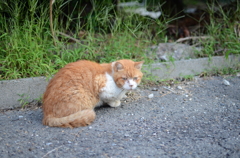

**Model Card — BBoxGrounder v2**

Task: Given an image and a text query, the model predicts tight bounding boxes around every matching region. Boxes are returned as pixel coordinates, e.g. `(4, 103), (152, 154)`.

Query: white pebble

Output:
(223, 79), (230, 86)
(148, 94), (154, 99)
(177, 86), (183, 90)
(124, 134), (130, 137)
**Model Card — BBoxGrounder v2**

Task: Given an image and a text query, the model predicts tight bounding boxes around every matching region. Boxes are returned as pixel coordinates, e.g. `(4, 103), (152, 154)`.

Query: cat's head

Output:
(112, 59), (144, 90)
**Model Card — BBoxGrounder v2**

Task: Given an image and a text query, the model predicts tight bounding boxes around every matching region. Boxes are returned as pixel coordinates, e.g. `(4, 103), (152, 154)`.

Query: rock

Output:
(177, 86), (183, 90)
(147, 43), (200, 61)
(46, 143), (52, 146)
(152, 88), (158, 91)
(148, 94), (154, 99)
(124, 134), (130, 137)
(223, 79), (230, 86)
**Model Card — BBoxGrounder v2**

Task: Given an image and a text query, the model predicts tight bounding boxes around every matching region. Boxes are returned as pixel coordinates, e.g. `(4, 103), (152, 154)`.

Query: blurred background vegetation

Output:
(0, 0), (239, 80)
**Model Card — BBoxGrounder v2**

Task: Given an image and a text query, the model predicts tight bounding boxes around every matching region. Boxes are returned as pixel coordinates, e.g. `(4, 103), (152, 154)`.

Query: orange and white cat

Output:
(42, 59), (144, 128)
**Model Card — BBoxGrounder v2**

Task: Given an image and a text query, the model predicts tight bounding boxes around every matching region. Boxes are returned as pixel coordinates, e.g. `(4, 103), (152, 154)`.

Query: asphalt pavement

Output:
(0, 76), (239, 158)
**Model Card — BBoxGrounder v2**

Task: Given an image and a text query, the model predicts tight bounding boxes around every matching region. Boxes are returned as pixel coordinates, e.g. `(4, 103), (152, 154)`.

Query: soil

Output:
(0, 76), (239, 158)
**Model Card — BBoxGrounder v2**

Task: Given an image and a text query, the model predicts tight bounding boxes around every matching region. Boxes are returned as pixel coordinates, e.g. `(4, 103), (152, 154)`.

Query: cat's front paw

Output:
(108, 100), (121, 107)
(122, 94), (127, 98)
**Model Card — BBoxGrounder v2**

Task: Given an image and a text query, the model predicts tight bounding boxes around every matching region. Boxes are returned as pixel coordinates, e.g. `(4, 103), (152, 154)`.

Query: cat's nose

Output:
(129, 85), (133, 87)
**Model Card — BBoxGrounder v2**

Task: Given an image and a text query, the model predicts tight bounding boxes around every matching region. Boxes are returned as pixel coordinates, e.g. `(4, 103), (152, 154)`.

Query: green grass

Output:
(17, 93), (30, 108)
(0, 0), (166, 80)
(0, 0), (239, 80)
(199, 1), (240, 58)
(200, 65), (240, 77)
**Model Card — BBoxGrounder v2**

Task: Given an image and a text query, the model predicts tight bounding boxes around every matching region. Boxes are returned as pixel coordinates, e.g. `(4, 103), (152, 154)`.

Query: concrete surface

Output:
(0, 77), (49, 109)
(146, 55), (240, 79)
(0, 55), (239, 109)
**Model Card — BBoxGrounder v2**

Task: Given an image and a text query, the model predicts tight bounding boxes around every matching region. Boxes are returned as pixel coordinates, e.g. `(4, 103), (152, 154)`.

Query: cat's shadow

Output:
(94, 103), (126, 116)
(94, 103), (112, 112)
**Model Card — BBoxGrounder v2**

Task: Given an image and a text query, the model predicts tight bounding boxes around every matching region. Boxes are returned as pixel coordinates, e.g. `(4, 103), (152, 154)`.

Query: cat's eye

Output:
(122, 77), (127, 80)
(133, 77), (138, 80)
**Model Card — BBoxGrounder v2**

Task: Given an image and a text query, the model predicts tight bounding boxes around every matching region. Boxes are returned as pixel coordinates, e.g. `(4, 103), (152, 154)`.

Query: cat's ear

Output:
(134, 61), (144, 70)
(115, 62), (124, 71)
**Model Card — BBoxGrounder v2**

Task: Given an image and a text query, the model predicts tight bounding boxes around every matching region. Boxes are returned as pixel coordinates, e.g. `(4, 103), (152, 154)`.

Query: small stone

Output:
(152, 88), (158, 91)
(19, 116), (23, 119)
(223, 79), (230, 86)
(46, 143), (52, 146)
(148, 94), (154, 99)
(124, 134), (130, 137)
(177, 86), (183, 90)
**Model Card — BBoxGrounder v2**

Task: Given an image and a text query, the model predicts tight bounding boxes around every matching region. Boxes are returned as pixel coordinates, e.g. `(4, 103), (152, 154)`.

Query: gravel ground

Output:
(0, 76), (239, 158)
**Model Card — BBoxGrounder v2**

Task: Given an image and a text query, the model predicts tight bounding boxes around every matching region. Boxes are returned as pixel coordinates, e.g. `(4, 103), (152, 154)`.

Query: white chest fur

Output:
(99, 73), (127, 105)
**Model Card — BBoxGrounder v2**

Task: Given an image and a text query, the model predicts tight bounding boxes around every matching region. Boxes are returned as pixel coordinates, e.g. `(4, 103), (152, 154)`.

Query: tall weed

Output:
(0, 0), (173, 80)
(201, 1), (240, 57)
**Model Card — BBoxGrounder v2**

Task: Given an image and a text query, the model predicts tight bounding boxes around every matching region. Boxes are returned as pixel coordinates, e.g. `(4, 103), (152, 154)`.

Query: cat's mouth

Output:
(125, 87), (136, 90)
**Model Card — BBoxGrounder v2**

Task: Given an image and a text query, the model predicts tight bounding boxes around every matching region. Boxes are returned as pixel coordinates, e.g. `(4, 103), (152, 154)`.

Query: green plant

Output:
(0, 0), (60, 79)
(35, 95), (43, 103)
(180, 74), (194, 81)
(200, 1), (240, 58)
(141, 65), (161, 85)
(200, 65), (240, 77)
(18, 93), (30, 108)
(1, 0), (170, 80)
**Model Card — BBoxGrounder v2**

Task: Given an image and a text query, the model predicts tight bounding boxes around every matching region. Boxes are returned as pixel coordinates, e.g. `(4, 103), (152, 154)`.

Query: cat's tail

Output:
(42, 109), (96, 128)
